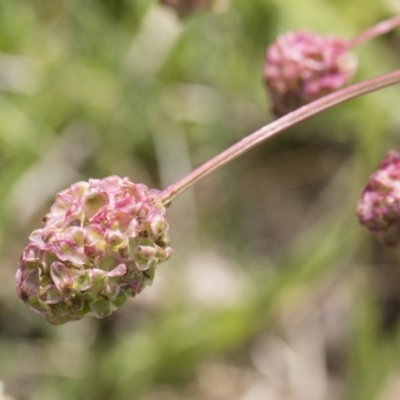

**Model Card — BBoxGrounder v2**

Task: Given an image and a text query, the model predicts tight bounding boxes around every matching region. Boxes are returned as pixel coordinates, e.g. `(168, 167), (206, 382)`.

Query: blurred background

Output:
(1, 0), (400, 399)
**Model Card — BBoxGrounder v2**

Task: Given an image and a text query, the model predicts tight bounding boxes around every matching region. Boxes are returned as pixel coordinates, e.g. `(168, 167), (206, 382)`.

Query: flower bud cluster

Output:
(356, 150), (400, 247)
(16, 176), (172, 325)
(264, 31), (357, 116)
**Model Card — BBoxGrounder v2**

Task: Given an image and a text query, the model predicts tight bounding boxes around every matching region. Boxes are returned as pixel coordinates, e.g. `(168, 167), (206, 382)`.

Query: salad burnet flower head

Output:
(16, 176), (172, 325)
(160, 0), (213, 17)
(264, 31), (357, 117)
(356, 150), (400, 247)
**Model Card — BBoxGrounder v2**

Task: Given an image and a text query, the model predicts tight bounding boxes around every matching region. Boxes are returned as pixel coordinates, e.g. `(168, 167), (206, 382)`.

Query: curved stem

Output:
(349, 14), (400, 47)
(160, 69), (400, 205)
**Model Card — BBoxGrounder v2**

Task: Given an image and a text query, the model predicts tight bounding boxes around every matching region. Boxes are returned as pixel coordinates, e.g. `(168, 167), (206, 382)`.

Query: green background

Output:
(1, 1), (400, 399)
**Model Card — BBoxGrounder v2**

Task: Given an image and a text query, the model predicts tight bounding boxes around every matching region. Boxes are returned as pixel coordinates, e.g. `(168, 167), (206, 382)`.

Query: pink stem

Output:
(160, 69), (400, 205)
(349, 14), (400, 47)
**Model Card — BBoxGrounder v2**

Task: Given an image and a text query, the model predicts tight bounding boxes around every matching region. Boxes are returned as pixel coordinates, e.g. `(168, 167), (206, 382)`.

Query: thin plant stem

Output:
(349, 14), (400, 47)
(160, 69), (400, 205)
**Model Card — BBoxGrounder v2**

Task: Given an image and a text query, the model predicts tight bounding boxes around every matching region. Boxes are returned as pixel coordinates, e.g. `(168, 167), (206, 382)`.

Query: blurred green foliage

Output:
(1, 1), (400, 399)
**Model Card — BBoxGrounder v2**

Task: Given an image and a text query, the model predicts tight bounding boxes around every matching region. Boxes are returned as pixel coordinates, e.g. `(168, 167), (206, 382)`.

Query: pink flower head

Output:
(356, 150), (400, 247)
(16, 176), (173, 325)
(264, 31), (357, 117)
(160, 0), (213, 17)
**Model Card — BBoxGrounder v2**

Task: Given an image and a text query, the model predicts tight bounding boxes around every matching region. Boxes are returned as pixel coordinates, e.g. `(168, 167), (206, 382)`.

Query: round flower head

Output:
(160, 0), (215, 17)
(356, 150), (400, 247)
(264, 31), (357, 117)
(16, 176), (173, 325)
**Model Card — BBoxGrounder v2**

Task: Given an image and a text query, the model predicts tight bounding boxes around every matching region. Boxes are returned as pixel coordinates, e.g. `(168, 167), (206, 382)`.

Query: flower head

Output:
(16, 176), (172, 325)
(264, 31), (357, 117)
(356, 150), (400, 247)
(159, 0), (217, 17)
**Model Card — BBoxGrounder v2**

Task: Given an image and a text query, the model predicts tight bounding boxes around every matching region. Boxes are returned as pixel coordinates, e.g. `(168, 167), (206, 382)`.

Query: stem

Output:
(160, 69), (400, 205)
(349, 14), (400, 47)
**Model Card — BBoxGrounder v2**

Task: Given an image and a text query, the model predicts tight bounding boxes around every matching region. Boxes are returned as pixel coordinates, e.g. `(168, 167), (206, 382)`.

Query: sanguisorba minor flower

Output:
(16, 176), (173, 325)
(356, 150), (400, 247)
(160, 0), (215, 17)
(264, 31), (357, 117)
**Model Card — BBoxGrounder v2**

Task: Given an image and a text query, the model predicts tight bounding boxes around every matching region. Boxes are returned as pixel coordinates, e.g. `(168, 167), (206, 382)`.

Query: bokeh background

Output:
(1, 1), (400, 399)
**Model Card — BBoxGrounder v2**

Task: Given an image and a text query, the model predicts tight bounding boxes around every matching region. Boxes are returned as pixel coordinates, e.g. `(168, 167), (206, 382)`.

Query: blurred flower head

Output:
(159, 0), (223, 17)
(264, 31), (357, 117)
(16, 176), (173, 325)
(356, 150), (400, 247)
